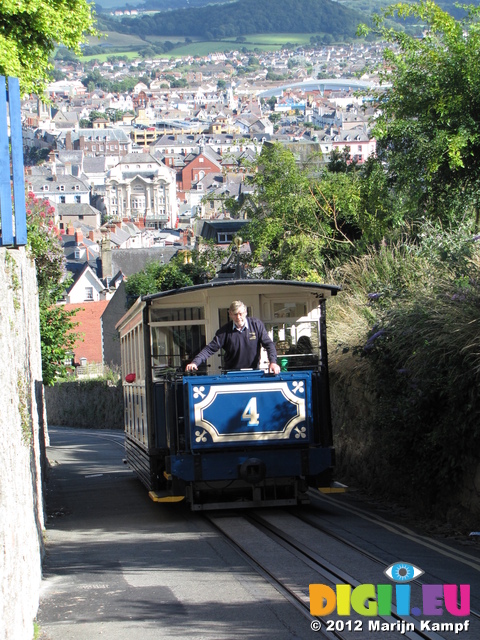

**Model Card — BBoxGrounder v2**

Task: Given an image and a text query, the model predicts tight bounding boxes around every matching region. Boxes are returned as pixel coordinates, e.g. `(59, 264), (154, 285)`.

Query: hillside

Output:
(95, 0), (230, 11)
(102, 0), (365, 40)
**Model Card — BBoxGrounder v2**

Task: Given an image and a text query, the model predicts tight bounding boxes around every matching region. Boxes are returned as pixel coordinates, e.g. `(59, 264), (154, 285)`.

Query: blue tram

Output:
(116, 278), (340, 510)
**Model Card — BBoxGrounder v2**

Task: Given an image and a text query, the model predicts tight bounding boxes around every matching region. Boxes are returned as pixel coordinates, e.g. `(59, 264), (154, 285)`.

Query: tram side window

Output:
(121, 324), (144, 381)
(150, 307), (204, 323)
(151, 324), (206, 377)
(266, 321), (320, 370)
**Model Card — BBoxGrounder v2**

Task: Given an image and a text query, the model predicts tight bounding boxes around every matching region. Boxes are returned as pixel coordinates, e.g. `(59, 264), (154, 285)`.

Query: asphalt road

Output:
(37, 427), (310, 640)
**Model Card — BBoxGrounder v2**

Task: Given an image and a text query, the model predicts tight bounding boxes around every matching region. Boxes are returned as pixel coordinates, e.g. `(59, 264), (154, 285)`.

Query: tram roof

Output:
(142, 278), (341, 303)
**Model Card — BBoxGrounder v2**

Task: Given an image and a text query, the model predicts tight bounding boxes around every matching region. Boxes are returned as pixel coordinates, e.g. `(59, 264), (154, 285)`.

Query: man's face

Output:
(229, 307), (247, 328)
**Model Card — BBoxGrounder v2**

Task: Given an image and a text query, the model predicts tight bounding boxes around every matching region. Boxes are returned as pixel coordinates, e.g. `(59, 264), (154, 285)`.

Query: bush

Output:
(327, 224), (480, 512)
(25, 191), (79, 385)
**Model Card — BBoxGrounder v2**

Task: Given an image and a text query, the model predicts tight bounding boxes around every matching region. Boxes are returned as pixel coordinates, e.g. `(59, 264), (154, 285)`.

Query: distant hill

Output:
(95, 0), (231, 11)
(103, 0), (366, 40)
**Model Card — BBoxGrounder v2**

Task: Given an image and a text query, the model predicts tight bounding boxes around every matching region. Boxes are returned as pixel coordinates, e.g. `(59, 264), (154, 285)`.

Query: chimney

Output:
(67, 225), (75, 235)
(75, 229), (83, 245)
(101, 234), (112, 279)
(66, 131), (72, 150)
(88, 230), (95, 241)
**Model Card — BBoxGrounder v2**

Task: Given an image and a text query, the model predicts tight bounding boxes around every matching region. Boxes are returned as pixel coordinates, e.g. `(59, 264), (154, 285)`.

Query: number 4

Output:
(242, 397), (260, 426)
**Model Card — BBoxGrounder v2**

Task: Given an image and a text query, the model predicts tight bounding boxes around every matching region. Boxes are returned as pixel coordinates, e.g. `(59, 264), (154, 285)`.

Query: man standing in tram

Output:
(185, 300), (281, 374)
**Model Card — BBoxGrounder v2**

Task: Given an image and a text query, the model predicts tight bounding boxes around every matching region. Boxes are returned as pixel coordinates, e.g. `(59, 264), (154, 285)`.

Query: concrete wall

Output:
(45, 379), (124, 429)
(0, 247), (47, 640)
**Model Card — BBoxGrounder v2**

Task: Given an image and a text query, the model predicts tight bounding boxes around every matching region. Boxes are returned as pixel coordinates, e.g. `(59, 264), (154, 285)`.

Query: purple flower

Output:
(368, 292), (381, 300)
(364, 329), (386, 350)
(367, 329), (385, 343)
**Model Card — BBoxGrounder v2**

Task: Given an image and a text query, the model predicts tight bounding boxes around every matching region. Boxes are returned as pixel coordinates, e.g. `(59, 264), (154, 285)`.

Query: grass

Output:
(326, 227), (480, 513)
(81, 50), (142, 62)
(81, 30), (331, 61)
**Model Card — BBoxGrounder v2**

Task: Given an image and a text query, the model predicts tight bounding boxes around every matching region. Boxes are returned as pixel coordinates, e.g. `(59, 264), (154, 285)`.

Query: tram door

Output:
(206, 293), (260, 374)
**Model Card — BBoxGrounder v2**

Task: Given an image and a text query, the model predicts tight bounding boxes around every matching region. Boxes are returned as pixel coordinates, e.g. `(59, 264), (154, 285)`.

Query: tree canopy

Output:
(0, 0), (96, 95)
(359, 0), (480, 229)
(109, 0), (363, 41)
(239, 143), (398, 280)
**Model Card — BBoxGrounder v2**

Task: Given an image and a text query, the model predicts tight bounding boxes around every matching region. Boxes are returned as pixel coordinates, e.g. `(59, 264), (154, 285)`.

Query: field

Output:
(81, 31), (326, 61)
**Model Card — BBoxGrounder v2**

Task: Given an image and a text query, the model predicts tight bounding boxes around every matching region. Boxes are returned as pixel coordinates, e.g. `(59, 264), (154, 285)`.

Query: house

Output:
(198, 219), (249, 245)
(61, 226), (101, 278)
(101, 281), (127, 367)
(27, 171), (90, 206)
(332, 127), (376, 164)
(104, 153), (178, 229)
(179, 149), (223, 191)
(51, 109), (78, 130)
(56, 203), (102, 232)
(63, 263), (106, 304)
(63, 299), (110, 366)
(61, 128), (132, 159)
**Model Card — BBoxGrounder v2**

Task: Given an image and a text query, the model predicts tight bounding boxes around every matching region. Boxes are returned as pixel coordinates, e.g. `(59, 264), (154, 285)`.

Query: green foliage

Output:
(25, 192), (79, 385)
(81, 70), (138, 93)
(359, 0), (480, 228)
(124, 246), (228, 306)
(0, 0), (96, 95)
(240, 143), (402, 279)
(240, 143), (328, 279)
(112, 0), (364, 42)
(327, 225), (480, 507)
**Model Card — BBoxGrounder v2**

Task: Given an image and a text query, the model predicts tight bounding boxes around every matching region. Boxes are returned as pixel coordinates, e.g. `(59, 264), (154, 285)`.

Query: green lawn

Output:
(80, 31), (326, 61)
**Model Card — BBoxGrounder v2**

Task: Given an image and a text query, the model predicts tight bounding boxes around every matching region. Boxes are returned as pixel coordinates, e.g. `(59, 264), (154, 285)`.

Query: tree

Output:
(267, 96), (277, 111)
(25, 192), (79, 384)
(240, 143), (400, 279)
(0, 0), (96, 95)
(240, 143), (333, 280)
(125, 247), (228, 307)
(268, 112), (281, 130)
(359, 1), (480, 230)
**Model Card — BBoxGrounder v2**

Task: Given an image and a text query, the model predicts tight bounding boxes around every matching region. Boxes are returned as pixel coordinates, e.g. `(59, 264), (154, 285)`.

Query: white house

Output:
(64, 263), (107, 304)
(105, 153), (179, 229)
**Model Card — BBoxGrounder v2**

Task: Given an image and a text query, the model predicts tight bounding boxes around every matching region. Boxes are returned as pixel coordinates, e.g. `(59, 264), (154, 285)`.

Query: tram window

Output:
(151, 324), (206, 376)
(150, 307), (204, 323)
(273, 302), (307, 318)
(266, 321), (320, 370)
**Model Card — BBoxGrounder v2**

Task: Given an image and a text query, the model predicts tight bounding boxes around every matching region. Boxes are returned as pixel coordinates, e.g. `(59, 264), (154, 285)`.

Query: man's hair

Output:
(229, 300), (247, 314)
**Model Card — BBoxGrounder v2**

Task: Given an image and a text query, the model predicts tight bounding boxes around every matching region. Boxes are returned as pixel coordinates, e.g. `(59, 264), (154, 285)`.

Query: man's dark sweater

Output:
(191, 317), (278, 370)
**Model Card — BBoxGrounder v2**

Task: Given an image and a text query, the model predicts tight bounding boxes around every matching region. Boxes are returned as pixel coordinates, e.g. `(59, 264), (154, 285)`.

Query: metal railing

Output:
(0, 76), (27, 247)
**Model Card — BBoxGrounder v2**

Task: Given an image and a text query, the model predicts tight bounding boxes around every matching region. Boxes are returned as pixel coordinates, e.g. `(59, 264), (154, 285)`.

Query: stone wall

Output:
(45, 379), (124, 429)
(0, 247), (47, 640)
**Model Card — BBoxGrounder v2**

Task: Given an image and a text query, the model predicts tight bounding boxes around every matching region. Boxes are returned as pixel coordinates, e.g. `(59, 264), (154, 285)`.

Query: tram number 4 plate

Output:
(188, 379), (312, 447)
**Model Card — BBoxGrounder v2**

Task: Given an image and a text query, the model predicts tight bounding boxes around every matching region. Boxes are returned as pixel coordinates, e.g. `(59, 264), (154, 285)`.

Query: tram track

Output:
(310, 491), (480, 574)
(292, 501), (480, 626)
(205, 510), (453, 640)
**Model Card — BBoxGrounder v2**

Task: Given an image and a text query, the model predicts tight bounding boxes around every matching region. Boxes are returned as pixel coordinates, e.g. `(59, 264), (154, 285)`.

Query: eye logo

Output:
(310, 561), (470, 619)
(384, 562), (424, 583)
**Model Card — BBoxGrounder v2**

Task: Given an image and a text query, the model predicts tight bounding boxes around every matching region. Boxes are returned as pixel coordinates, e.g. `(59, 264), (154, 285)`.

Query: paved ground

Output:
(37, 427), (311, 640)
